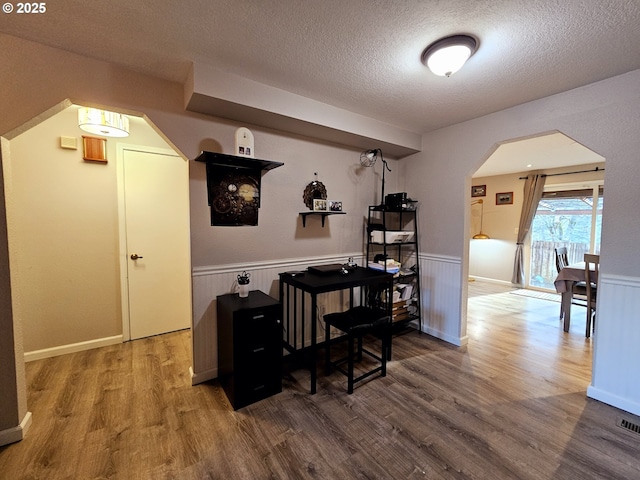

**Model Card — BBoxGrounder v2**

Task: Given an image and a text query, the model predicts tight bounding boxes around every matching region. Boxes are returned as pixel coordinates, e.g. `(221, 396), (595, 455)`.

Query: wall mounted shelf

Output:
(194, 151), (284, 171)
(195, 151), (283, 226)
(299, 211), (346, 227)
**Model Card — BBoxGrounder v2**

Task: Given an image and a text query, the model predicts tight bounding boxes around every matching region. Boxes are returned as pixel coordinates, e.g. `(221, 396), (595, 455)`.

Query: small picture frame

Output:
(328, 200), (343, 212)
(471, 185), (486, 197)
(313, 199), (328, 211)
(496, 192), (513, 205)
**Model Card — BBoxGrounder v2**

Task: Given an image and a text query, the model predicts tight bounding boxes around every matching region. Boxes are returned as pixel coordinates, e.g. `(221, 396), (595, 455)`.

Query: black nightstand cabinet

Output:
(217, 291), (282, 410)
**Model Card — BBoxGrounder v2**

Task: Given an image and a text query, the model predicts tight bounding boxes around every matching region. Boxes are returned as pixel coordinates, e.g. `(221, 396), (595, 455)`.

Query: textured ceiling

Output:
(2, 0), (640, 135)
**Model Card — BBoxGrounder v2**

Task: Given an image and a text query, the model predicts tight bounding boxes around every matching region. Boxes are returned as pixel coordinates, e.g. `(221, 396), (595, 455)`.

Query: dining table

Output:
(553, 261), (598, 332)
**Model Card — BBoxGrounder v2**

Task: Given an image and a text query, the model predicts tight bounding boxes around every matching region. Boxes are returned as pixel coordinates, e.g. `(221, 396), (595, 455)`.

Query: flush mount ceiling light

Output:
(78, 107), (130, 137)
(421, 35), (478, 77)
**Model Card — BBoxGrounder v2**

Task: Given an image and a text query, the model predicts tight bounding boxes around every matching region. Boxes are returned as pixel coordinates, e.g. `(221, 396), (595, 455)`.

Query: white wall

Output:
(469, 172), (521, 283)
(469, 164), (605, 284)
(5, 108), (173, 353)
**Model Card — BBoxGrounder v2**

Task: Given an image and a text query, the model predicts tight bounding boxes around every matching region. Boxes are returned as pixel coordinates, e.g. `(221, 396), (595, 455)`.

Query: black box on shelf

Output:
(385, 192), (407, 209)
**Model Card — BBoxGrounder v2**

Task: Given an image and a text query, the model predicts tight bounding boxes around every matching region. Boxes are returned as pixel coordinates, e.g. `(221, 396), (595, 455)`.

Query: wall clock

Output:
(195, 151), (283, 227)
(207, 165), (261, 226)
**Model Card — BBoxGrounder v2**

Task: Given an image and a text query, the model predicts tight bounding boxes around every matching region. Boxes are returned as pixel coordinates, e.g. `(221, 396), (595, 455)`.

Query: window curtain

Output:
(512, 173), (546, 285)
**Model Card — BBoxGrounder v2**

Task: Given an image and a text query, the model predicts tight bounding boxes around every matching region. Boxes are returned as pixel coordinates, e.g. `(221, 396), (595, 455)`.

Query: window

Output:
(528, 183), (603, 289)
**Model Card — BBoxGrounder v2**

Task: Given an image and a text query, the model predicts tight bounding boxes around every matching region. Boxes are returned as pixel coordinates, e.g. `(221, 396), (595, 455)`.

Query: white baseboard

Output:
(0, 411), (32, 446)
(190, 366), (217, 386)
(587, 385), (640, 418)
(468, 276), (514, 286)
(422, 326), (468, 347)
(24, 335), (123, 362)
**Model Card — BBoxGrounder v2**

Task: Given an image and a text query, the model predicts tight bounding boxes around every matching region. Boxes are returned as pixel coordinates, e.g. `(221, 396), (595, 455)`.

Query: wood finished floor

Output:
(2, 281), (639, 479)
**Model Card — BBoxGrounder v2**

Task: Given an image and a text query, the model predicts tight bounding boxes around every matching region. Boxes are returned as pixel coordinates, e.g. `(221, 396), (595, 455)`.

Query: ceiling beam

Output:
(184, 63), (421, 158)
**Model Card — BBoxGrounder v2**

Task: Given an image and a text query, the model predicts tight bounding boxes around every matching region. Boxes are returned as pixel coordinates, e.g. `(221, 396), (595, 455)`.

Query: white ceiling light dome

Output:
(422, 35), (478, 77)
(78, 107), (130, 137)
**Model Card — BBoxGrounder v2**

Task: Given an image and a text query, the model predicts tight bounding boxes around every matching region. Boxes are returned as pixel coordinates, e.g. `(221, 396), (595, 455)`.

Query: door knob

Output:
(130, 254), (143, 260)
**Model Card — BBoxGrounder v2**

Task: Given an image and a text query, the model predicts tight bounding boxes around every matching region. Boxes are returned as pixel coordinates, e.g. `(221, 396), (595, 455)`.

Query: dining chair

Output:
(584, 253), (600, 338)
(554, 246), (588, 319)
(554, 246), (570, 272)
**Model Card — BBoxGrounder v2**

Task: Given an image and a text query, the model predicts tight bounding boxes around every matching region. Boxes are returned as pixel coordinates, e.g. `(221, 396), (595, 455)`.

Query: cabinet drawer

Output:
(236, 304), (279, 334)
(235, 342), (280, 371)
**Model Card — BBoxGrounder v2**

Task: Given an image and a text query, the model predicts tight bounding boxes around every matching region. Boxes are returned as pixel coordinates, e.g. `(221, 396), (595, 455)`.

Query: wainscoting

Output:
(191, 253), (362, 384)
(418, 253), (464, 346)
(190, 252), (464, 384)
(587, 273), (640, 417)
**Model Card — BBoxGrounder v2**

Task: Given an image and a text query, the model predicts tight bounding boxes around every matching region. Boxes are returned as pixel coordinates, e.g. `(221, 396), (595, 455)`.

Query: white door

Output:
(119, 146), (192, 340)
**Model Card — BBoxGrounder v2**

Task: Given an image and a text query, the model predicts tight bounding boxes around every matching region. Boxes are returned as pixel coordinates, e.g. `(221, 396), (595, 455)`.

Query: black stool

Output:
(323, 306), (391, 394)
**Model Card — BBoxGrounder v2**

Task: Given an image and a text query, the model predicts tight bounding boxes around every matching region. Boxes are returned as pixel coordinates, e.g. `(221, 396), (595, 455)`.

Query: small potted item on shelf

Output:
(237, 270), (251, 298)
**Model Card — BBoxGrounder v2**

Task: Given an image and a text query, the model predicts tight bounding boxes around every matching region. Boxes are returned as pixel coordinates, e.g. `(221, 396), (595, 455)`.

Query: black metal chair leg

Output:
(347, 334), (355, 394)
(381, 330), (388, 377)
(325, 317), (331, 375)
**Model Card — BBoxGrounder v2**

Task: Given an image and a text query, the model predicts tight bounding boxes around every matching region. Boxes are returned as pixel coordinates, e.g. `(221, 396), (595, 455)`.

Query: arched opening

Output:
(463, 130), (605, 357)
(1, 100), (191, 442)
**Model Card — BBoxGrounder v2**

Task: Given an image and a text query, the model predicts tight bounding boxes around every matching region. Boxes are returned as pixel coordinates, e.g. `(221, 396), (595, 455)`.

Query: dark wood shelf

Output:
(300, 211), (346, 227)
(195, 151), (283, 171)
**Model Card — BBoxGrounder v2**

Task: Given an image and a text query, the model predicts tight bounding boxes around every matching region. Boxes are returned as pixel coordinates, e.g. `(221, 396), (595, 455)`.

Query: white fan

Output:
(360, 149), (391, 206)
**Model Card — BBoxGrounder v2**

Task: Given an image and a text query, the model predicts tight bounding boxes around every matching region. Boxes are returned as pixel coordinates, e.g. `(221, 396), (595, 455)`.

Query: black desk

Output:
(279, 266), (393, 394)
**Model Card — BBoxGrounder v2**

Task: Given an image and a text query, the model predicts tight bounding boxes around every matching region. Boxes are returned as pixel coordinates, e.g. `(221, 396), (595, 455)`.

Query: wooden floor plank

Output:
(1, 282), (640, 479)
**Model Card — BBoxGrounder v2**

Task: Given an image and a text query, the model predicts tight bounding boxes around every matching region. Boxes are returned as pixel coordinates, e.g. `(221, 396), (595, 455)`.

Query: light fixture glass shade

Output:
(472, 232), (490, 240)
(471, 198), (490, 239)
(78, 107), (130, 137)
(422, 35), (477, 77)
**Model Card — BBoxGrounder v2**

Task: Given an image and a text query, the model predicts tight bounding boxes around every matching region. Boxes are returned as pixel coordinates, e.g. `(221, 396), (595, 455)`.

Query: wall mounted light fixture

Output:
(78, 107), (130, 137)
(422, 35), (478, 77)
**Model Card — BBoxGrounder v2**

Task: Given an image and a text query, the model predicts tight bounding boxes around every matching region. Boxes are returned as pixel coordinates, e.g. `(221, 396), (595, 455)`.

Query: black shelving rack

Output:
(365, 204), (422, 332)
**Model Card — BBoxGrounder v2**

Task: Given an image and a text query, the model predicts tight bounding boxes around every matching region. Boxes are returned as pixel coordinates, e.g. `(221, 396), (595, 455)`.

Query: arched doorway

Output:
(464, 130), (605, 338)
(2, 100), (191, 370)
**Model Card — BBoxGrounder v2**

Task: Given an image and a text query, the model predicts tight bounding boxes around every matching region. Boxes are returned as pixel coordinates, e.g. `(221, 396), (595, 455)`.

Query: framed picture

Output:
(328, 200), (343, 212)
(471, 185), (486, 197)
(313, 199), (328, 211)
(496, 192), (513, 205)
